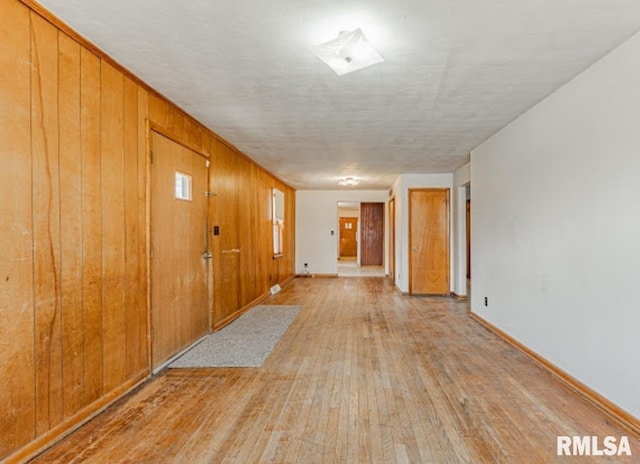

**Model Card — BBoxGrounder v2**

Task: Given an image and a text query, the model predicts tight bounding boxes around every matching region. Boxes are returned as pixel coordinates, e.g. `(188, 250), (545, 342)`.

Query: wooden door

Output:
(466, 199), (471, 279)
(360, 203), (384, 266)
(389, 197), (396, 279)
(150, 131), (209, 368)
(339, 217), (358, 258)
(409, 189), (449, 295)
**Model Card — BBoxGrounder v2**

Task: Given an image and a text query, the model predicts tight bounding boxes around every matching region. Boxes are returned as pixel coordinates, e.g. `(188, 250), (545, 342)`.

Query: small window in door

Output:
(175, 171), (192, 201)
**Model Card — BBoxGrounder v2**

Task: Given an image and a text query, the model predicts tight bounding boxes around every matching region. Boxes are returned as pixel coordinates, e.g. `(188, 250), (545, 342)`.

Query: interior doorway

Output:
(389, 197), (395, 280)
(337, 201), (385, 277)
(466, 197), (471, 279)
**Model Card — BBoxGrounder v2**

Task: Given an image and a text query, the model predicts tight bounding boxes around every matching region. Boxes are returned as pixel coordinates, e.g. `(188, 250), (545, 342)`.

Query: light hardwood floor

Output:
(31, 277), (638, 463)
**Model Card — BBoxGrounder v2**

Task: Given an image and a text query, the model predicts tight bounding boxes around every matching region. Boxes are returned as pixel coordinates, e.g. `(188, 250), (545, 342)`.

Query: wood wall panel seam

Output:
(58, 30), (85, 419)
(142, 116), (153, 374)
(211, 290), (272, 332)
(79, 45), (104, 408)
(0, 0), (36, 454)
(99, 60), (127, 394)
(137, 93), (150, 376)
(123, 76), (140, 379)
(31, 11), (64, 436)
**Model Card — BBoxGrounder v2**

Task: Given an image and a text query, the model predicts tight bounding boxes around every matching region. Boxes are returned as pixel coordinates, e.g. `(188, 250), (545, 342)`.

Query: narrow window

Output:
(175, 171), (192, 201)
(272, 188), (285, 256)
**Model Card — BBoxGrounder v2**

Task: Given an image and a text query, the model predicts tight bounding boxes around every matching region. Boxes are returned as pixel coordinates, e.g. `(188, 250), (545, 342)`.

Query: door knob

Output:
(412, 247), (419, 251)
(202, 251), (212, 260)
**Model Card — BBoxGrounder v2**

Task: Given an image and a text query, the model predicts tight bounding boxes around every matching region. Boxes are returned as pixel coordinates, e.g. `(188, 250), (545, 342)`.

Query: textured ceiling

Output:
(37, 0), (640, 190)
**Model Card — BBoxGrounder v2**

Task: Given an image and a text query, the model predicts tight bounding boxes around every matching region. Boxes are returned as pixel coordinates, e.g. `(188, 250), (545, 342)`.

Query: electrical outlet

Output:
(484, 297), (488, 307)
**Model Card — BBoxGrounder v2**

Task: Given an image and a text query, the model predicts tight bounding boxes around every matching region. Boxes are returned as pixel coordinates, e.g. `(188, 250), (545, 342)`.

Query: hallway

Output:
(33, 278), (637, 463)
(337, 259), (385, 277)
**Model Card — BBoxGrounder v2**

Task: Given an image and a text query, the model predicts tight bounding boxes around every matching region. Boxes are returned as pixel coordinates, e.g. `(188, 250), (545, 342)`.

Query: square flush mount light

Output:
(312, 28), (383, 76)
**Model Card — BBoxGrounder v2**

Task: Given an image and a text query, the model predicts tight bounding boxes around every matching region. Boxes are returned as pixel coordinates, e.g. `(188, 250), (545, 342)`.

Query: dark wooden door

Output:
(466, 199), (471, 279)
(409, 189), (449, 295)
(339, 217), (358, 258)
(389, 198), (395, 279)
(360, 203), (384, 266)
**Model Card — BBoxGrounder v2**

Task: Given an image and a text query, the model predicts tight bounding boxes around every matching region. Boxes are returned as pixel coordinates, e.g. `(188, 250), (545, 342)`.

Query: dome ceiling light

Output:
(338, 176), (361, 186)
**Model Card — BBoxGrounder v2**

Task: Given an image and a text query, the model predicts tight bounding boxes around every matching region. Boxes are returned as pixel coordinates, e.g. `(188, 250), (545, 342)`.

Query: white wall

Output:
(296, 190), (389, 275)
(453, 163), (470, 296)
(393, 173), (453, 293)
(471, 31), (640, 418)
(338, 207), (359, 218)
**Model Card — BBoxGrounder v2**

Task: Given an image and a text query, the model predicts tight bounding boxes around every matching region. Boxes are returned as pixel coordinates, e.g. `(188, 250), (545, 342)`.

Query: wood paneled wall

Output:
(209, 135), (295, 329)
(1, 0), (295, 460)
(0, 1), (150, 458)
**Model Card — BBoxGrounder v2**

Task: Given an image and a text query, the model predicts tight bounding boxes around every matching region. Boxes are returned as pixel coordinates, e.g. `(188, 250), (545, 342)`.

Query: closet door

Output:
(409, 189), (449, 295)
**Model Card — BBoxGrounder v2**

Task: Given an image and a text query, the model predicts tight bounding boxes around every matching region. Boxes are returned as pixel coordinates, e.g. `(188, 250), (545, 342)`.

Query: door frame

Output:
(147, 122), (212, 372)
(408, 188), (450, 295)
(389, 196), (395, 280)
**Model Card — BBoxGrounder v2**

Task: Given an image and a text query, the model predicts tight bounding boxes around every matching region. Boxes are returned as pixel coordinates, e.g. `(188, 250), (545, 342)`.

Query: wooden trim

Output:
(296, 273), (338, 278)
(388, 196), (396, 280)
(151, 334), (209, 375)
(394, 285), (409, 296)
(470, 312), (640, 438)
(450, 292), (468, 301)
(149, 122), (211, 159)
(212, 291), (271, 331)
(18, 0), (294, 190)
(144, 117), (153, 385)
(5, 371), (149, 464)
(211, 274), (295, 331)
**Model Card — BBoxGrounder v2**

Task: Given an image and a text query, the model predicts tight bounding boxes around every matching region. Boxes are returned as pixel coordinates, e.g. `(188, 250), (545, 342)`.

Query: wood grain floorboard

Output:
(31, 277), (639, 463)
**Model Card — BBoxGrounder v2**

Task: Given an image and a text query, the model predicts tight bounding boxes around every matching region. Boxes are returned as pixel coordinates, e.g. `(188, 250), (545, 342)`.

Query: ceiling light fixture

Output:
(312, 28), (383, 76)
(338, 176), (360, 186)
